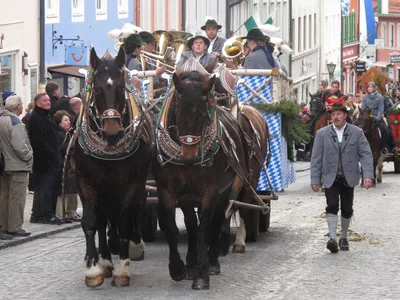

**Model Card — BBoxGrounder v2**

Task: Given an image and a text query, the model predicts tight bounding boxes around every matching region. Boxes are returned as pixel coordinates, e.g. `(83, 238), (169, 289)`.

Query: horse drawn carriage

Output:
(384, 108), (400, 173)
(70, 45), (295, 290)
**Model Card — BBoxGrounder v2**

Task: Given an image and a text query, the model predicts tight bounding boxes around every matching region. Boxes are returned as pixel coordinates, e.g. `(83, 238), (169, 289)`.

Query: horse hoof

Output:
(377, 178), (382, 183)
(111, 275), (130, 287)
(130, 252), (144, 261)
(129, 240), (145, 261)
(185, 266), (196, 280)
(169, 261), (187, 282)
(219, 235), (230, 257)
(192, 278), (210, 290)
(85, 274), (104, 288)
(208, 264), (221, 275)
(232, 244), (246, 254)
(103, 266), (114, 279)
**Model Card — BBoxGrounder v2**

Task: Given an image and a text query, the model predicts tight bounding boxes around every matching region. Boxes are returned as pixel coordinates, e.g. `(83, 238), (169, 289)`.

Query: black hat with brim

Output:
(243, 28), (269, 42)
(188, 35), (211, 49)
(124, 34), (144, 48)
(201, 19), (222, 30)
(139, 31), (156, 43)
(327, 103), (350, 113)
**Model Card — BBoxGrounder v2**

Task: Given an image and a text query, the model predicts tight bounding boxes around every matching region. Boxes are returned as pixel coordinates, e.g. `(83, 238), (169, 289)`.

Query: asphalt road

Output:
(0, 162), (399, 300)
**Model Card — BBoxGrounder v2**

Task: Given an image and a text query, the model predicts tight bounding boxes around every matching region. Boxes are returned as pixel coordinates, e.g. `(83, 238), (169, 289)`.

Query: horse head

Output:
(355, 107), (374, 131)
(90, 47), (126, 146)
(172, 71), (216, 161)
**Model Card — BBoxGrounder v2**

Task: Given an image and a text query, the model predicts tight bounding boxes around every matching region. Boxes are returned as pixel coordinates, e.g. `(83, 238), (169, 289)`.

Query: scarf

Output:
(253, 45), (276, 68)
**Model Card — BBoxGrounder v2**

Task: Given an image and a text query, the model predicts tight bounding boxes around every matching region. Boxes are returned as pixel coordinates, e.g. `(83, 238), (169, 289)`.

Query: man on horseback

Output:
(361, 82), (396, 154)
(308, 80), (345, 135)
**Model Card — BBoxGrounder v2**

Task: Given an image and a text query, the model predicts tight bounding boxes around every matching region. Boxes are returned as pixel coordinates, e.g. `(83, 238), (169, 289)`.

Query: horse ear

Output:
(203, 75), (216, 95)
(173, 73), (182, 93)
(90, 48), (100, 70)
(115, 47), (126, 70)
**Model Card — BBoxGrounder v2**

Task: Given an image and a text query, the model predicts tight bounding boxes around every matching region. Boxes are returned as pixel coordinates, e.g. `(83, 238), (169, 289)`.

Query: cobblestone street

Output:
(0, 162), (399, 300)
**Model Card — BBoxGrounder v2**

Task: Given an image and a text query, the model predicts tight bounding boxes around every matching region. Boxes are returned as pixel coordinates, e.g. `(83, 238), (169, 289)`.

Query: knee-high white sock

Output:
(340, 216), (351, 239)
(326, 214), (338, 240)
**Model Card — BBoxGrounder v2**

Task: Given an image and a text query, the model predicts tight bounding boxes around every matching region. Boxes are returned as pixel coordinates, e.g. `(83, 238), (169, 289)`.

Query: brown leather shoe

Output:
(7, 229), (31, 237)
(0, 232), (14, 240)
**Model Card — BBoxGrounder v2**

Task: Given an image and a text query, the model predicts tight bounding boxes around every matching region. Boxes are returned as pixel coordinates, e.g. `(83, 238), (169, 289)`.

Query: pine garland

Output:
(252, 100), (311, 162)
(388, 108), (400, 114)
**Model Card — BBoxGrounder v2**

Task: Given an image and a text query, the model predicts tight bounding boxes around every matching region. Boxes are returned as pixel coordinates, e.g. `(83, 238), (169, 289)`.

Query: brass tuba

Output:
(140, 30), (174, 72)
(168, 31), (193, 64)
(222, 36), (245, 66)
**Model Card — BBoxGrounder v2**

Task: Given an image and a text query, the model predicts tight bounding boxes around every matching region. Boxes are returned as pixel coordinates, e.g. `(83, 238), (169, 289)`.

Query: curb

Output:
(296, 167), (311, 173)
(0, 223), (81, 251)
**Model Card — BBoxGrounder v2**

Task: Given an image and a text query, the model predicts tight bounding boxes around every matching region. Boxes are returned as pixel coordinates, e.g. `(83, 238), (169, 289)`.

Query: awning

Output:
(374, 61), (390, 68)
(47, 65), (89, 78)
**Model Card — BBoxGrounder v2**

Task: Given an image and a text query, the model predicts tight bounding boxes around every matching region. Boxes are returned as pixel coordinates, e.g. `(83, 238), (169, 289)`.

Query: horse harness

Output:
(76, 67), (153, 160)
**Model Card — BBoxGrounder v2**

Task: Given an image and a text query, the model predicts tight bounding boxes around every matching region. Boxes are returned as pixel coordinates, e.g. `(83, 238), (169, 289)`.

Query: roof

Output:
(356, 67), (393, 83)
(47, 65), (90, 78)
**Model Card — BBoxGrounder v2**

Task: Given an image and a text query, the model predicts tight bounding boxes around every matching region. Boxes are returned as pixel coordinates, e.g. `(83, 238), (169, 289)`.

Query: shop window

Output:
(0, 54), (15, 94)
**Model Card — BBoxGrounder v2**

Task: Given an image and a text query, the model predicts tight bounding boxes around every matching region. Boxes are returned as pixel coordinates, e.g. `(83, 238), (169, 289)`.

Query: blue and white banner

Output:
(341, 0), (351, 16)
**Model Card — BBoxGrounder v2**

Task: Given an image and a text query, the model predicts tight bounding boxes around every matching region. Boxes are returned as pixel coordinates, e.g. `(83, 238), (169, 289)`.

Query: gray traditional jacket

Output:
(361, 92), (384, 121)
(210, 36), (226, 54)
(176, 51), (217, 73)
(310, 123), (373, 188)
(243, 47), (279, 70)
(0, 109), (33, 172)
(126, 55), (142, 71)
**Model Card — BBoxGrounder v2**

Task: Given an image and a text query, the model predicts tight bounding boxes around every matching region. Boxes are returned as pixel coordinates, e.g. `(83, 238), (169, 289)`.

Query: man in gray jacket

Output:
(0, 95), (33, 239)
(176, 34), (218, 73)
(200, 18), (226, 57)
(310, 103), (373, 253)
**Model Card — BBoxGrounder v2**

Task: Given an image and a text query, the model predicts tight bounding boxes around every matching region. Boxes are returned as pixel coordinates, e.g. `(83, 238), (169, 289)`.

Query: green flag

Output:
(265, 16), (273, 25)
(244, 16), (258, 31)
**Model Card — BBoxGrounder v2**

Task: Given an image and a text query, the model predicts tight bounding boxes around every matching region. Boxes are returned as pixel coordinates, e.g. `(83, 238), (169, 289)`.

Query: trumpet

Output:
(222, 36), (245, 66)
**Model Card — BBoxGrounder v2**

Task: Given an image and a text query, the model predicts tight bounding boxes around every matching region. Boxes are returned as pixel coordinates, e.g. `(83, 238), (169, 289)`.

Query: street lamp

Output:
(327, 62), (336, 82)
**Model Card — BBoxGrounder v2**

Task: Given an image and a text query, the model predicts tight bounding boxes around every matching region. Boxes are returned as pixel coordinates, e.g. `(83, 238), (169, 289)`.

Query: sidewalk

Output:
(0, 192), (81, 250)
(295, 161), (310, 172)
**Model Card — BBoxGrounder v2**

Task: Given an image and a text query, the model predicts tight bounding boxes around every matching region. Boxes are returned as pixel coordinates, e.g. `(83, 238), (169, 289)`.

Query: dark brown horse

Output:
(153, 71), (251, 290)
(354, 108), (383, 184)
(72, 47), (154, 288)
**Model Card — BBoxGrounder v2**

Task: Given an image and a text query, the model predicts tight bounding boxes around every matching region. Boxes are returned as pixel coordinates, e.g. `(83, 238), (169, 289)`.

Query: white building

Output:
(320, 0), (342, 84)
(0, 0), (39, 107)
(291, 0), (321, 104)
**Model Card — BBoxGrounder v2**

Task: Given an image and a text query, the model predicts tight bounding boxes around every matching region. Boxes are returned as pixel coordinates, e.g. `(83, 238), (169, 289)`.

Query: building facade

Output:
(342, 0), (360, 94)
(0, 0), (39, 107)
(291, 0), (320, 104)
(44, 0), (133, 96)
(375, 0), (400, 82)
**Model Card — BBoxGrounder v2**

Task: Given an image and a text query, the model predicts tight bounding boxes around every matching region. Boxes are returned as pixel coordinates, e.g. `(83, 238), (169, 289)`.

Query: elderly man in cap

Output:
(0, 95), (33, 239)
(311, 102), (373, 253)
(176, 34), (217, 73)
(242, 28), (280, 70)
(201, 17), (226, 57)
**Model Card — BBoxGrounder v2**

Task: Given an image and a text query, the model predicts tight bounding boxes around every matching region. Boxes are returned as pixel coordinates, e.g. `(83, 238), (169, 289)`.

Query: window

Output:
(118, 0), (128, 19)
(0, 54), (16, 95)
(397, 24), (400, 48)
(96, 0), (108, 20)
(381, 22), (387, 45)
(309, 15), (312, 49)
(30, 68), (38, 102)
(314, 14), (317, 47)
(45, 0), (60, 24)
(291, 18), (295, 54)
(72, 0), (84, 22)
(298, 18), (301, 53)
(303, 17), (306, 50)
(389, 23), (395, 47)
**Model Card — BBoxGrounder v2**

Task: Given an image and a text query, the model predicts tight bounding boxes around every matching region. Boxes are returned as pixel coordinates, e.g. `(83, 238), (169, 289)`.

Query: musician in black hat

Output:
(122, 34), (144, 71)
(176, 34), (217, 73)
(242, 28), (280, 70)
(201, 17), (226, 57)
(139, 31), (166, 75)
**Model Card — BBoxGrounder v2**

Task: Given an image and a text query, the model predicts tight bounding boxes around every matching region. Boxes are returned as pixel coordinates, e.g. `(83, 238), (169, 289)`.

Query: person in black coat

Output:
(45, 82), (70, 117)
(28, 93), (63, 225)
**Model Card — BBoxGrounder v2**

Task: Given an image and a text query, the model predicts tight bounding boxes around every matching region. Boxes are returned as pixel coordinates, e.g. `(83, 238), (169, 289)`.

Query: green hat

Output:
(124, 34), (144, 47)
(201, 18), (222, 30)
(139, 31), (156, 43)
(327, 103), (350, 113)
(187, 34), (210, 49)
(243, 28), (269, 42)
